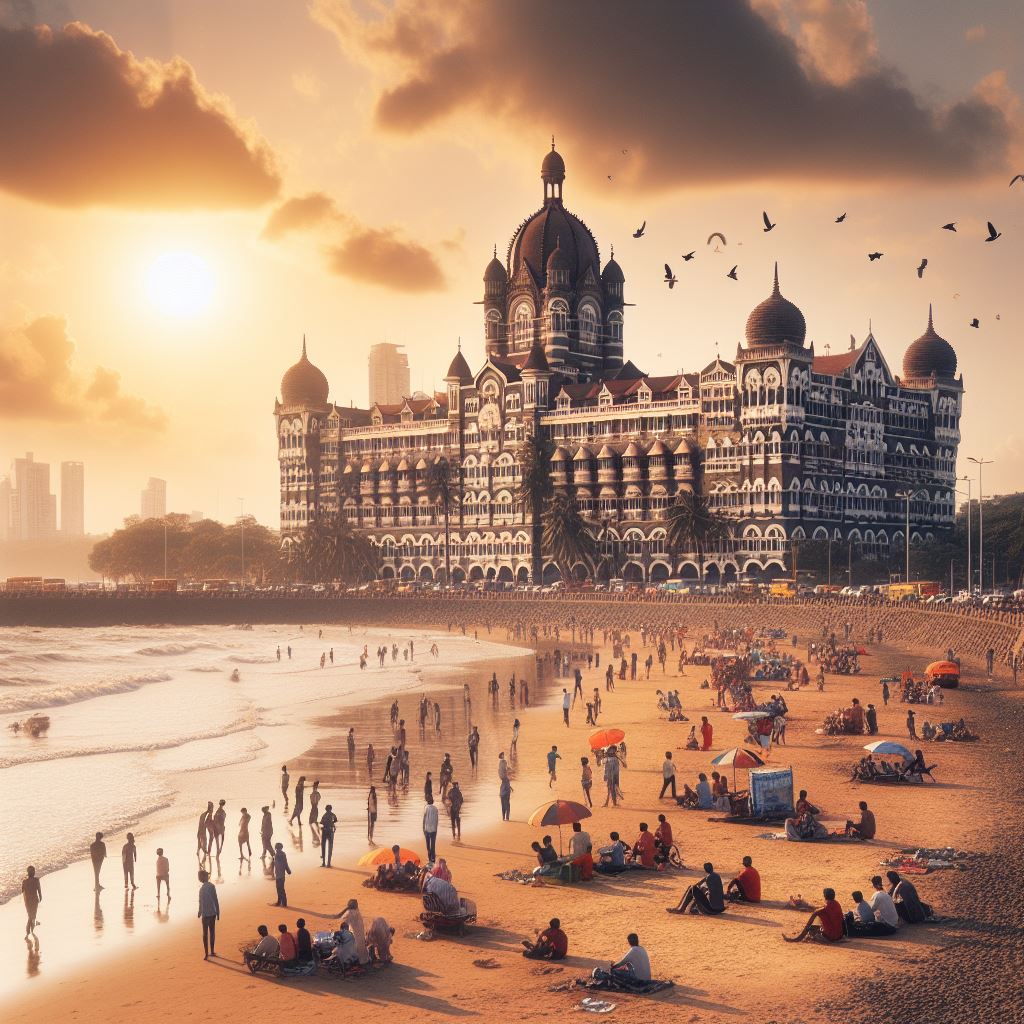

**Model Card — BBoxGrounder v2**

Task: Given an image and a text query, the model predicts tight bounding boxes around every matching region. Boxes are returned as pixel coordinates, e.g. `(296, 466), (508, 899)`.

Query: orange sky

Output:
(1, 1), (1022, 532)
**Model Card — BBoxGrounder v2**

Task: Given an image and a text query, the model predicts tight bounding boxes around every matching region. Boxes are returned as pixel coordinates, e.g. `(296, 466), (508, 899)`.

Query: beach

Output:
(3, 609), (1022, 1024)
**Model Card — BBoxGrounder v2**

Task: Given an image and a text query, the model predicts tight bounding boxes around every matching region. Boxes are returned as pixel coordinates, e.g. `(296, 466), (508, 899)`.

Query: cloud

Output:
(291, 70), (323, 101)
(263, 193), (447, 292)
(327, 228), (446, 292)
(0, 314), (166, 429)
(965, 24), (987, 43)
(312, 0), (1015, 189)
(0, 22), (280, 208)
(261, 192), (341, 240)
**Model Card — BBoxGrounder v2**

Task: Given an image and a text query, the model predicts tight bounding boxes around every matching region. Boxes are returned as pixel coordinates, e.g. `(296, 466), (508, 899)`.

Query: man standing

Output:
(865, 703), (878, 735)
(260, 806), (274, 859)
(700, 716), (714, 751)
(562, 689), (571, 727)
(367, 787), (378, 844)
(547, 745), (561, 787)
(468, 727), (480, 768)
(289, 776), (306, 825)
(572, 668), (584, 706)
(906, 709), (917, 740)
(448, 781), (464, 840)
(197, 869), (220, 960)
(281, 765), (290, 809)
(89, 832), (107, 892)
(659, 751), (677, 800)
(273, 843), (291, 906)
(881, 679), (890, 706)
(156, 848), (171, 901)
(22, 866), (41, 937)
(121, 833), (138, 890)
(320, 804), (338, 867)
(423, 797), (439, 862)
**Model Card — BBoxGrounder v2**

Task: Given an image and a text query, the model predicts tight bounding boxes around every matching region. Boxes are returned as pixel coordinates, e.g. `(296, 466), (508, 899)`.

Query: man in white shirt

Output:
(423, 797), (439, 862)
(249, 924), (280, 960)
(497, 753), (509, 782)
(659, 751), (677, 799)
(569, 821), (592, 859)
(562, 689), (571, 726)
(868, 875), (900, 933)
(593, 932), (652, 986)
(423, 873), (461, 915)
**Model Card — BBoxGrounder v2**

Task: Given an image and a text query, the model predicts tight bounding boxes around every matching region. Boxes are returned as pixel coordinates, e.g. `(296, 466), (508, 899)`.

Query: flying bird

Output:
(622, 149), (629, 155)
(607, 175), (614, 181)
(985, 221), (1001, 242)
(762, 211), (776, 232)
(916, 258), (928, 278)
(970, 318), (980, 328)
(1010, 174), (1023, 187)
(727, 266), (739, 280)
(681, 251), (695, 261)
(942, 223), (957, 232)
(868, 252), (883, 261)
(664, 264), (678, 289)
(835, 213), (847, 223)
(633, 221), (646, 238)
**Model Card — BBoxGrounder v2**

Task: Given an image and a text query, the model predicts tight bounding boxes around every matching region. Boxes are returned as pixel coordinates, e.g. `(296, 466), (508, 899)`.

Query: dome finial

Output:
(302, 334), (307, 358)
(927, 303), (934, 331)
(611, 243), (615, 259)
(493, 243), (497, 259)
(772, 262), (780, 296)
(457, 336), (462, 352)
(551, 134), (556, 151)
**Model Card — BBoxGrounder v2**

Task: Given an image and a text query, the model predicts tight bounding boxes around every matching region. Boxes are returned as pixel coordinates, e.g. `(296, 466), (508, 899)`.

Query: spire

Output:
(493, 243), (497, 259)
(610, 243), (615, 259)
(772, 261), (780, 296)
(301, 334), (307, 359)
(551, 134), (556, 150)
(927, 303), (934, 331)
(457, 336), (462, 352)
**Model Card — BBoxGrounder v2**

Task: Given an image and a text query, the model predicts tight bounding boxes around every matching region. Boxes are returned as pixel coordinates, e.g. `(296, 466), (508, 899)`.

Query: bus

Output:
(886, 581), (944, 601)
(769, 580), (798, 599)
(4, 576), (43, 592)
(42, 578), (67, 592)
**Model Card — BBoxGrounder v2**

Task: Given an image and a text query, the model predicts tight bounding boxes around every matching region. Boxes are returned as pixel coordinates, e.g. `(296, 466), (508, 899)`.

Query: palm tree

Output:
(426, 456), (461, 586)
(516, 431), (554, 584)
(541, 492), (599, 583)
(664, 489), (732, 587)
(296, 513), (377, 584)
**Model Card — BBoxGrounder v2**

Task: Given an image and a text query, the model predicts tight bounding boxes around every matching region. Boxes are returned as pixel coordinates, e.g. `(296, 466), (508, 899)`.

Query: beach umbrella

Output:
(528, 799), (593, 855)
(732, 711), (771, 721)
(588, 727), (625, 749)
(711, 746), (765, 788)
(357, 847), (422, 868)
(863, 741), (913, 761)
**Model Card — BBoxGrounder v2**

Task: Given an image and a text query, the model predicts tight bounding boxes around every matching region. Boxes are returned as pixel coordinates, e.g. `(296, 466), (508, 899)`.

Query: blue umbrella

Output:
(863, 741), (913, 761)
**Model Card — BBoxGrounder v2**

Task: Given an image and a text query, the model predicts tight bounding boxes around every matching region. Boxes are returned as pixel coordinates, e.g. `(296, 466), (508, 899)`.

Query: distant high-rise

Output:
(10, 453), (56, 540)
(61, 461), (85, 536)
(141, 477), (167, 520)
(368, 342), (410, 406)
(0, 475), (12, 541)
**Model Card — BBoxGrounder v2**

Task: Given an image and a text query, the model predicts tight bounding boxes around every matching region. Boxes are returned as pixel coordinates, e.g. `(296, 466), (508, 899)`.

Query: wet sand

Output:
(3, 617), (1021, 1024)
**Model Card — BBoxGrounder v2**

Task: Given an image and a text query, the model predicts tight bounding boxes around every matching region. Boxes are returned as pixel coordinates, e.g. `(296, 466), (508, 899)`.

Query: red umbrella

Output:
(528, 799), (593, 855)
(710, 746), (765, 789)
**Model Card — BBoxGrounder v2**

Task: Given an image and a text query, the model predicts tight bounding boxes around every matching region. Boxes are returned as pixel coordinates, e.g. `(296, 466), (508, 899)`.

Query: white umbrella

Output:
(863, 741), (913, 761)
(732, 711), (772, 721)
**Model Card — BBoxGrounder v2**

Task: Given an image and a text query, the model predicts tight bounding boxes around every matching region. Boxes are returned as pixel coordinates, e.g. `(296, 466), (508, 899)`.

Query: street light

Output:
(895, 488), (927, 583)
(967, 457), (993, 594)
(957, 475), (972, 595)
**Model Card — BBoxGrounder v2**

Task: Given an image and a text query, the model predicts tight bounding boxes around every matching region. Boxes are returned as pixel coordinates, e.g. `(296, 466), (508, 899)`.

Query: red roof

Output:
(813, 344), (863, 376)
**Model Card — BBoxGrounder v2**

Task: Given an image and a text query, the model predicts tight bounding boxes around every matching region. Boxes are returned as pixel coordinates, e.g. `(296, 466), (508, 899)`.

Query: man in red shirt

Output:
(632, 823), (656, 868)
(726, 856), (761, 903)
(654, 814), (675, 865)
(522, 917), (569, 960)
(783, 888), (845, 943)
(700, 716), (714, 751)
(572, 846), (595, 881)
(277, 923), (298, 964)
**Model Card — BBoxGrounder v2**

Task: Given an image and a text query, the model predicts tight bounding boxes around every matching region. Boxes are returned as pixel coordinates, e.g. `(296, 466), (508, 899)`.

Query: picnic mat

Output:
(577, 976), (675, 995)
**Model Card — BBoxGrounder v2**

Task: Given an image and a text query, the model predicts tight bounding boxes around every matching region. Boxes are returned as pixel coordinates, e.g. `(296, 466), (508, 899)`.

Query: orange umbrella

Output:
(528, 799), (593, 855)
(588, 728), (625, 749)
(357, 847), (421, 868)
(925, 660), (960, 678)
(711, 746), (765, 789)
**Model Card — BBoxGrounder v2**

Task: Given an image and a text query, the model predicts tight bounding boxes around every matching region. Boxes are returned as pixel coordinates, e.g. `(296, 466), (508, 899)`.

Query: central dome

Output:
(510, 204), (599, 286)
(745, 265), (807, 348)
(903, 305), (957, 380)
(281, 338), (329, 406)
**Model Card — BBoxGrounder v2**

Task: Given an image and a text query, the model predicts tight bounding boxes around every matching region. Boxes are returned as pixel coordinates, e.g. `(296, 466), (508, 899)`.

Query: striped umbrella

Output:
(711, 746), (765, 789)
(357, 847), (422, 868)
(527, 799), (593, 855)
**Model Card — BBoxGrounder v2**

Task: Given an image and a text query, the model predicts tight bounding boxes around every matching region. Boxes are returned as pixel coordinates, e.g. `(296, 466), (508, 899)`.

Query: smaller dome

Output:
(446, 345), (473, 383)
(542, 144), (566, 183)
(602, 255), (624, 283)
(745, 264), (807, 348)
(546, 236), (572, 274)
(903, 305), (957, 380)
(280, 338), (329, 406)
(484, 246), (507, 284)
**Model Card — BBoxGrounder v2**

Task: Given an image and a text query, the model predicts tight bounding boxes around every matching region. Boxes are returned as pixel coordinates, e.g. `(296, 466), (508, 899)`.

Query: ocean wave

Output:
(0, 670), (174, 714)
(189, 665), (223, 673)
(136, 641), (221, 656)
(227, 654), (276, 664)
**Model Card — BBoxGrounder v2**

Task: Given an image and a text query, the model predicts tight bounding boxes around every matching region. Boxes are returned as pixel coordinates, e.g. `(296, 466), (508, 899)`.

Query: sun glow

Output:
(145, 251), (215, 317)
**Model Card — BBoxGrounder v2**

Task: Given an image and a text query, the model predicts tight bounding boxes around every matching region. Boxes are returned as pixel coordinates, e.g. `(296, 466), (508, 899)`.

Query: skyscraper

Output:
(0, 475), (12, 541)
(368, 342), (410, 406)
(61, 461), (85, 536)
(10, 453), (57, 540)
(141, 477), (167, 520)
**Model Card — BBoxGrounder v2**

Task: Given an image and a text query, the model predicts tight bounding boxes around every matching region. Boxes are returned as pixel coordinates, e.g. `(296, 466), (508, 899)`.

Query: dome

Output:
(280, 338), (329, 406)
(510, 201), (599, 286)
(744, 264), (806, 348)
(903, 305), (957, 380)
(542, 144), (566, 183)
(602, 254), (624, 283)
(546, 236), (573, 277)
(484, 247), (508, 284)
(446, 345), (473, 383)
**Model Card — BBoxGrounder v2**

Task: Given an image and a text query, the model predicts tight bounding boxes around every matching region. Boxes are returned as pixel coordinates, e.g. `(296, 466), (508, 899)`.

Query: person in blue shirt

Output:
(595, 832), (628, 874)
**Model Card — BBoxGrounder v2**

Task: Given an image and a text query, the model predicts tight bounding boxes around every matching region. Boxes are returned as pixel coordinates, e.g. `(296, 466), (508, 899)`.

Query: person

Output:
(522, 917), (569, 960)
(562, 688), (571, 726)
(846, 888), (898, 937)
(632, 823), (656, 868)
(868, 875), (901, 931)
(88, 831), (107, 892)
(602, 747), (621, 808)
(532, 838), (560, 875)
(592, 933), (651, 985)
(694, 772), (713, 810)
(423, 796), (439, 862)
(783, 888), (844, 943)
(424, 771), (434, 804)
(865, 703), (878, 735)
(295, 918), (314, 963)
(595, 833), (627, 874)
(431, 857), (452, 882)
(700, 716), (713, 751)
(886, 870), (929, 923)
(881, 679), (890, 706)
(340, 898), (368, 964)
(467, 726), (480, 768)
(260, 806), (274, 859)
(277, 923), (298, 965)
(448, 781), (464, 839)
(653, 815), (674, 862)
(281, 766), (290, 808)
(511, 718), (520, 754)
(569, 821), (592, 859)
(156, 848), (170, 901)
(667, 862), (725, 914)
(547, 745), (561, 787)
(572, 843), (595, 881)
(581, 756), (593, 807)
(197, 869), (220, 959)
(423, 872), (461, 915)
(308, 782), (321, 828)
(22, 866), (41, 937)
(122, 833), (138, 890)
(320, 804), (338, 866)
(500, 775), (513, 821)
(497, 752), (509, 782)
(273, 843), (291, 907)
(249, 924), (279, 961)
(366, 915), (395, 963)
(726, 856), (761, 902)
(906, 709), (917, 740)
(290, 776), (306, 825)
(845, 801), (876, 840)
(238, 807), (252, 860)
(659, 751), (677, 800)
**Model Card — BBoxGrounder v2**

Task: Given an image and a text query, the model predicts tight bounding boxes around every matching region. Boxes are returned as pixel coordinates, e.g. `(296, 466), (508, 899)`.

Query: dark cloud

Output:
(313, 0), (1015, 189)
(0, 314), (166, 429)
(327, 227), (446, 293)
(0, 22), (280, 207)
(261, 192), (341, 240)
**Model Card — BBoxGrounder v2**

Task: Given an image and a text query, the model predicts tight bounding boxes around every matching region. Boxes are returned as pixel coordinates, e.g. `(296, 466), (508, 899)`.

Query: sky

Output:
(1, 0), (1022, 532)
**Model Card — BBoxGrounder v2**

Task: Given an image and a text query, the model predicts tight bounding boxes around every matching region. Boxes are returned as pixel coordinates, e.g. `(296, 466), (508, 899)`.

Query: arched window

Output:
(607, 311), (623, 344)
(514, 303), (533, 346)
(550, 299), (569, 334)
(579, 304), (598, 347)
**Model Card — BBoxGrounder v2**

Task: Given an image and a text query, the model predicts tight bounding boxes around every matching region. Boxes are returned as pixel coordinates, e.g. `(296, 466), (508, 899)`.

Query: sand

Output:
(5, 615), (1022, 1024)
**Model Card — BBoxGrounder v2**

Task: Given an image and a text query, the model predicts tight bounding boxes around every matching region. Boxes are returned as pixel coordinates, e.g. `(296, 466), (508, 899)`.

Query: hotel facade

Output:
(275, 146), (963, 584)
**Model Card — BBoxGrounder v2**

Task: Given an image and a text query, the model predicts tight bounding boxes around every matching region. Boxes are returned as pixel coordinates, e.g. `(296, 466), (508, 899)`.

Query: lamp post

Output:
(896, 488), (926, 584)
(163, 520), (168, 579)
(967, 457), (992, 594)
(957, 476), (972, 595)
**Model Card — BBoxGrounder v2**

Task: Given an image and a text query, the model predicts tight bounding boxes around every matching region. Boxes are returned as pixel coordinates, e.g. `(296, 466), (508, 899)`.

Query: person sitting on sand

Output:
(653, 815), (674, 863)
(366, 916), (395, 963)
(684, 726), (699, 750)
(592, 932), (651, 986)
(569, 821), (592, 859)
(844, 890), (897, 937)
(277, 923), (298, 966)
(667, 862), (725, 915)
(595, 832), (628, 874)
(531, 841), (559, 876)
(844, 801), (876, 840)
(726, 856), (761, 902)
(422, 872), (461, 915)
(571, 844), (595, 881)
(886, 871), (929, 923)
(632, 823), (656, 868)
(325, 922), (357, 968)
(785, 811), (828, 841)
(522, 917), (569, 960)
(249, 924), (280, 960)
(295, 919), (313, 963)
(783, 888), (845, 943)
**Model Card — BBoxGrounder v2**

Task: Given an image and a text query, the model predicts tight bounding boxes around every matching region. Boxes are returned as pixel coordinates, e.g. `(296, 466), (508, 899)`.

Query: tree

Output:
(426, 456), (461, 586)
(664, 489), (732, 586)
(294, 513), (377, 584)
(516, 431), (554, 584)
(541, 492), (599, 582)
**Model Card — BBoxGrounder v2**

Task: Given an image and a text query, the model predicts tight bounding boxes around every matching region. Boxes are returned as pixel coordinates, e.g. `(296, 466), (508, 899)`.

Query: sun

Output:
(145, 251), (215, 317)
